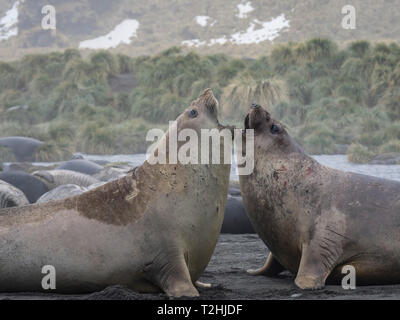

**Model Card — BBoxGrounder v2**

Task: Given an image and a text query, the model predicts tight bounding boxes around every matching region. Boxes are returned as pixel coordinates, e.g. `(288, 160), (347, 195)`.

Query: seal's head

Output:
(149, 88), (233, 165)
(176, 88), (229, 133)
(243, 104), (302, 155)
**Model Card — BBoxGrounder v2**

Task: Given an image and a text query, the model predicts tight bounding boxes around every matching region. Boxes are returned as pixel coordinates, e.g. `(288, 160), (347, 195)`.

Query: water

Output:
(84, 154), (400, 182)
(313, 155), (400, 182)
(4, 154), (400, 182)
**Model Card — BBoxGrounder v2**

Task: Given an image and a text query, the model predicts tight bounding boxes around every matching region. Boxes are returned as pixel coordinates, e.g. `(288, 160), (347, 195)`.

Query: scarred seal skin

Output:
(0, 89), (231, 297)
(238, 104), (400, 290)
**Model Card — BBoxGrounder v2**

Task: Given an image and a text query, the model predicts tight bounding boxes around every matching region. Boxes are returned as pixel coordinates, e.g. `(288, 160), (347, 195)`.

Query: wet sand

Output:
(1, 234), (400, 300)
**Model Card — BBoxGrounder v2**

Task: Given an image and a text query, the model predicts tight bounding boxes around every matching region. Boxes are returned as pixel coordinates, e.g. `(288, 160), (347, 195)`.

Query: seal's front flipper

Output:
(294, 242), (334, 290)
(247, 252), (285, 276)
(145, 253), (199, 297)
(195, 281), (212, 288)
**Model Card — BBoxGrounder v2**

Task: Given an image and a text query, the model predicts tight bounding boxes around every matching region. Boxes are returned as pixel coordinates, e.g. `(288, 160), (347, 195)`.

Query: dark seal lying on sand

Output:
(238, 104), (400, 289)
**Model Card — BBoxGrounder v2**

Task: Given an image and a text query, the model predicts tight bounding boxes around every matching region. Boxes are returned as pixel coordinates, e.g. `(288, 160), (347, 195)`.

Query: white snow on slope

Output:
(208, 36), (228, 46)
(79, 19), (139, 50)
(236, 2), (254, 19)
(231, 14), (290, 44)
(182, 14), (290, 47)
(0, 1), (19, 42)
(195, 16), (210, 27)
(182, 39), (207, 47)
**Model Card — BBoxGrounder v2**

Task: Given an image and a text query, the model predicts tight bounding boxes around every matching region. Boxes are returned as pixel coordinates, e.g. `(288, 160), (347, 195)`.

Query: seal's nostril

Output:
(251, 103), (260, 109)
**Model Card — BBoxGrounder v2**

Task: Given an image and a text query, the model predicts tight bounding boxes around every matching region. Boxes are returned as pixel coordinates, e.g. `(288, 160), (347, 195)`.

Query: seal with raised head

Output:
(238, 104), (400, 289)
(0, 89), (231, 297)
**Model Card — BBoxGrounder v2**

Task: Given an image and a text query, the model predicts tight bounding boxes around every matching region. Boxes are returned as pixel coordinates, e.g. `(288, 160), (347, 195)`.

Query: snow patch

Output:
(208, 36), (228, 46)
(195, 16), (210, 27)
(231, 15), (290, 44)
(181, 39), (207, 47)
(0, 1), (19, 42)
(236, 2), (254, 19)
(182, 14), (290, 47)
(79, 19), (140, 50)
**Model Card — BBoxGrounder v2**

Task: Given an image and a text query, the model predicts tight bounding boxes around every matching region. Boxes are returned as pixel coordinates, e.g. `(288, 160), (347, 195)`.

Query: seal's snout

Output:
(246, 103), (271, 132)
(244, 114), (250, 130)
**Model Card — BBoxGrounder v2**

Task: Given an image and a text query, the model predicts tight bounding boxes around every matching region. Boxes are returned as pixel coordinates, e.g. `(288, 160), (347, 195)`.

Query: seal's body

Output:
(32, 170), (100, 189)
(36, 184), (88, 204)
(57, 160), (103, 175)
(0, 181), (29, 208)
(0, 89), (231, 297)
(0, 137), (43, 162)
(239, 104), (400, 289)
(0, 171), (49, 203)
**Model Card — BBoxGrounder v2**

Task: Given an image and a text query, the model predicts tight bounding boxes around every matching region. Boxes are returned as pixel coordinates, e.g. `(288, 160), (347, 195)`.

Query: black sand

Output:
(1, 234), (400, 300)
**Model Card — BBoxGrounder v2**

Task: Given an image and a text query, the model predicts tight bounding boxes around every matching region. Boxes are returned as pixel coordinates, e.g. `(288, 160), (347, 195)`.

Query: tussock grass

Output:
(0, 39), (400, 162)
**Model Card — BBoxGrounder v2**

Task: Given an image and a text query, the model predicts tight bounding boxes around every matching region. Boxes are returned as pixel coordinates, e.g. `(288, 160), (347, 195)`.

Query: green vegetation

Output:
(0, 39), (400, 162)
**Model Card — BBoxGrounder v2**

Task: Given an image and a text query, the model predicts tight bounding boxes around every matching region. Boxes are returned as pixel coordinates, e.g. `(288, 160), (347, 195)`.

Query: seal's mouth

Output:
(244, 114), (250, 131)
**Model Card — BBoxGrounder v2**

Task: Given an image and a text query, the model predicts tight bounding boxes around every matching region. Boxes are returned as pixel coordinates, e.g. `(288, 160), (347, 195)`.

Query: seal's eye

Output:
(270, 124), (280, 134)
(189, 109), (198, 118)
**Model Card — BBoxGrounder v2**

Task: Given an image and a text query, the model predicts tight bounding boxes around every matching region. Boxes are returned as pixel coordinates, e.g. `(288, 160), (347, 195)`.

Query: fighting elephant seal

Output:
(0, 137), (43, 162)
(238, 104), (400, 289)
(32, 170), (100, 189)
(0, 89), (231, 297)
(0, 181), (29, 209)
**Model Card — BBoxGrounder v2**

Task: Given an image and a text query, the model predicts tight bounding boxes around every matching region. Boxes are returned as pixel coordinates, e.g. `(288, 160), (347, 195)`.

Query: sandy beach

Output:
(1, 234), (400, 300)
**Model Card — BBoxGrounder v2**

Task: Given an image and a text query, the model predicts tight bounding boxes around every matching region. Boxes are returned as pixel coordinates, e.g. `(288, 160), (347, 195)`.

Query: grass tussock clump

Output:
(347, 143), (375, 164)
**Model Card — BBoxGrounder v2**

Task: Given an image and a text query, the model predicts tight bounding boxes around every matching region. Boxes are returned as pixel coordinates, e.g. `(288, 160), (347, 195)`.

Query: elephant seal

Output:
(0, 137), (43, 162)
(239, 104), (400, 289)
(0, 181), (29, 209)
(221, 195), (255, 234)
(0, 89), (231, 297)
(36, 185), (88, 204)
(0, 171), (49, 203)
(57, 160), (103, 175)
(92, 167), (126, 182)
(32, 170), (100, 189)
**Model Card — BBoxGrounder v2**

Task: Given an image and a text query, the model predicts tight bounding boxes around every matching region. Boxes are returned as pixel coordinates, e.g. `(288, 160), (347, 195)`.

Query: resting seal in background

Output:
(0, 89), (231, 297)
(0, 171), (49, 203)
(238, 104), (400, 289)
(57, 159), (103, 175)
(0, 181), (29, 209)
(36, 185), (88, 204)
(32, 170), (100, 189)
(0, 137), (43, 162)
(221, 194), (255, 234)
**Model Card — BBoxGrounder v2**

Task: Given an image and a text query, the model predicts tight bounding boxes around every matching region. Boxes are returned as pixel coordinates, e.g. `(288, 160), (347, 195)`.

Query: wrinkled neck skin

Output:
(239, 136), (337, 272)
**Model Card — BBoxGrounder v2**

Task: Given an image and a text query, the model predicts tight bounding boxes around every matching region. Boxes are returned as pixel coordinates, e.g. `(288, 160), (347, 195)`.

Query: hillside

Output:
(0, 0), (399, 60)
(1, 39), (400, 163)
